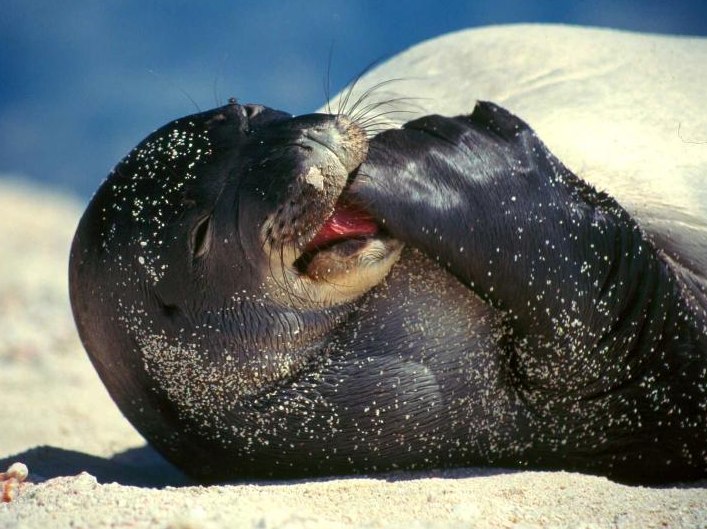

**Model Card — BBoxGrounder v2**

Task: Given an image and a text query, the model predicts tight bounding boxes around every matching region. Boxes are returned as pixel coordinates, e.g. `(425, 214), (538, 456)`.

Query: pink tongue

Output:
(306, 201), (379, 252)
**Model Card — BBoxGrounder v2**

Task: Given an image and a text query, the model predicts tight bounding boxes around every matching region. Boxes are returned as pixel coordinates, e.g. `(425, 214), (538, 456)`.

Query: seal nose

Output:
(304, 115), (368, 173)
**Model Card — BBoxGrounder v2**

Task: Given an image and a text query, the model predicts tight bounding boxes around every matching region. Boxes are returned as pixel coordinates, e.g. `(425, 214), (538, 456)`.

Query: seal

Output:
(69, 98), (706, 484)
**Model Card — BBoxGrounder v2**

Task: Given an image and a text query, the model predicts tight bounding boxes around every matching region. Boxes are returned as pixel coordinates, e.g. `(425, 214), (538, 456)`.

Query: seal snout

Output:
(300, 115), (368, 174)
(261, 114), (371, 252)
(255, 112), (401, 305)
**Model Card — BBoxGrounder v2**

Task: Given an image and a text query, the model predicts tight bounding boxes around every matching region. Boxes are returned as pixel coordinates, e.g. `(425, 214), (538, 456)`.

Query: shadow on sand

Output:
(0, 445), (193, 488)
(1, 444), (516, 489)
(6, 446), (702, 490)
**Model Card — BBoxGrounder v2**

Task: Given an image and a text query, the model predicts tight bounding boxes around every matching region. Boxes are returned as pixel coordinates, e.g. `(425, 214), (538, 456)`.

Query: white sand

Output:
(1, 24), (706, 529)
(6, 470), (707, 529)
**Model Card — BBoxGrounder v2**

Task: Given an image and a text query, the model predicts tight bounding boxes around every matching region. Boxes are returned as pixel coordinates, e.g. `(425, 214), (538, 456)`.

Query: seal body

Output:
(70, 97), (706, 484)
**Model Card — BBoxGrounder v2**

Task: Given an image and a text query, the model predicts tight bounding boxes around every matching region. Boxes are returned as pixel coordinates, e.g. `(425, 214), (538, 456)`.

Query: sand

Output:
(1, 24), (706, 529)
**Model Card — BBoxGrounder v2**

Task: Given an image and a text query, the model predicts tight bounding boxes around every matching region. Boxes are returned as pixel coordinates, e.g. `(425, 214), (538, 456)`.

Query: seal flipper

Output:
(355, 102), (706, 482)
(357, 102), (677, 390)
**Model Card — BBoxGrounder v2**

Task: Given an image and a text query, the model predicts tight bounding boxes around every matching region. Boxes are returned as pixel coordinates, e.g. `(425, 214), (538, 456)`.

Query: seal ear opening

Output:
(191, 216), (213, 259)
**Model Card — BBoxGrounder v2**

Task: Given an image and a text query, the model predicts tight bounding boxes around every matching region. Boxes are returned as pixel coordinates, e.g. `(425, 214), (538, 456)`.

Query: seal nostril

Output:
(191, 215), (212, 259)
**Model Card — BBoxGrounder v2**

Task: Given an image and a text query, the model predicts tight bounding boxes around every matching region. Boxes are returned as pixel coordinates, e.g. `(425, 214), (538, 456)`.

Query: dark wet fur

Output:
(70, 99), (706, 485)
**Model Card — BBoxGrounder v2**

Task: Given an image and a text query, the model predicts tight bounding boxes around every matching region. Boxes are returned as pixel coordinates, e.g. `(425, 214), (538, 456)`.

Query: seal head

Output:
(69, 100), (402, 475)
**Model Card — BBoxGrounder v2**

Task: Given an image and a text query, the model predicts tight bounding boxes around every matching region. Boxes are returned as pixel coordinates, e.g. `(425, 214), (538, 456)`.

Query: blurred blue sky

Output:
(2, 0), (706, 198)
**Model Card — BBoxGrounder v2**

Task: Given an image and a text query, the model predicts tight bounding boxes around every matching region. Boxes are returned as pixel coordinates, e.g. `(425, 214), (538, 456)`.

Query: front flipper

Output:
(353, 103), (705, 437)
(352, 102), (707, 482)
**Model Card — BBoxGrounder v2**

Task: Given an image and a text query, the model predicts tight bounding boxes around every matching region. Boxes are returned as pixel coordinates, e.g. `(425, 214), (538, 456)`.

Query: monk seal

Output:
(69, 92), (705, 484)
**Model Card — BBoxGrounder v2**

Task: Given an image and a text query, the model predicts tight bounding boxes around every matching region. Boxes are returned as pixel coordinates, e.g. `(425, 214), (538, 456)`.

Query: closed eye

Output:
(191, 215), (212, 258)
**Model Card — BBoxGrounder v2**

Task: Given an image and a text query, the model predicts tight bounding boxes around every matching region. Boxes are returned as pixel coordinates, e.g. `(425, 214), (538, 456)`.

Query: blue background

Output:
(2, 1), (706, 198)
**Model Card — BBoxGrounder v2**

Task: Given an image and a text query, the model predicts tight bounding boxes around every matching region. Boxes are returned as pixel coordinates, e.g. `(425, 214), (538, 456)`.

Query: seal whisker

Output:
(323, 43), (335, 116)
(269, 236), (318, 307)
(350, 96), (421, 120)
(354, 100), (431, 132)
(212, 51), (232, 108)
(354, 108), (419, 135)
(343, 77), (414, 118)
(147, 68), (202, 113)
(335, 57), (399, 116)
(266, 239), (298, 305)
(352, 105), (419, 130)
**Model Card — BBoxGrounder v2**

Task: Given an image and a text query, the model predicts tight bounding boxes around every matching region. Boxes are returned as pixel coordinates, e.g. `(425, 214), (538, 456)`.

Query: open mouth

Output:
(294, 197), (385, 275)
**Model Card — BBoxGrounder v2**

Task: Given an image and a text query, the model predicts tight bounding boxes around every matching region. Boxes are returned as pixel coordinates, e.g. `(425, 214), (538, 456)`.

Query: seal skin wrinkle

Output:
(69, 99), (706, 484)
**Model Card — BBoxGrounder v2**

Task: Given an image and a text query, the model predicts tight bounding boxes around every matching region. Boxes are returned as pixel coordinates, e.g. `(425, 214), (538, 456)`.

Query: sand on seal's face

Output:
(2, 23), (707, 529)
